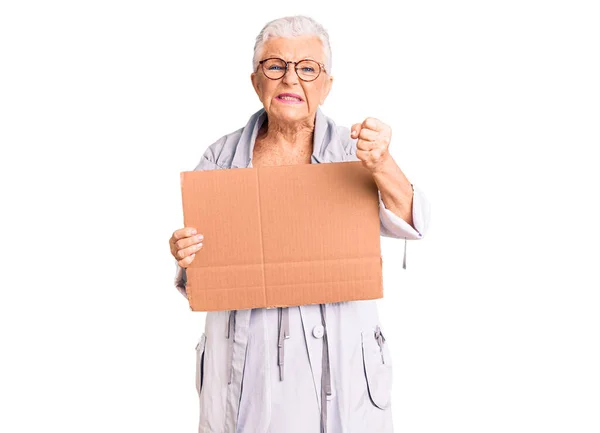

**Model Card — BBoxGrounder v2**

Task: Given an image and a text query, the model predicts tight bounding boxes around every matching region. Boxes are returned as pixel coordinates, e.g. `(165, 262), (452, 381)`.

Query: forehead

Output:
(261, 36), (324, 61)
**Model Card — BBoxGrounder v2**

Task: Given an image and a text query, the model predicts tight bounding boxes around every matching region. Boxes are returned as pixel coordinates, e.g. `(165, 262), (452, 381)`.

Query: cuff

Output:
(174, 261), (188, 299)
(378, 183), (430, 239)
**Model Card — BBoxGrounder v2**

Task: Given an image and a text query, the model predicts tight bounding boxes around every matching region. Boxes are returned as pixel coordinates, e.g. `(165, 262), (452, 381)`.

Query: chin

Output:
(270, 106), (308, 121)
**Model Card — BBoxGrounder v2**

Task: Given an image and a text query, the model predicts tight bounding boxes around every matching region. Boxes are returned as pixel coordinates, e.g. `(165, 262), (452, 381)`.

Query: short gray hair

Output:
(252, 15), (332, 74)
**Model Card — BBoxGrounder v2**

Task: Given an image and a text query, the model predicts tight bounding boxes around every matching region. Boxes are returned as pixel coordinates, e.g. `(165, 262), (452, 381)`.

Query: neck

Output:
(257, 116), (314, 152)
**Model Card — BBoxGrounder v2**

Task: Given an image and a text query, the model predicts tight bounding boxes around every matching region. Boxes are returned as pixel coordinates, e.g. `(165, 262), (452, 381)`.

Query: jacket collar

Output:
(230, 106), (341, 168)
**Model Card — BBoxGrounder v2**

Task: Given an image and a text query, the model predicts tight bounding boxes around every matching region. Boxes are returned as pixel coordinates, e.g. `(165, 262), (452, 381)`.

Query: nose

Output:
(282, 63), (301, 85)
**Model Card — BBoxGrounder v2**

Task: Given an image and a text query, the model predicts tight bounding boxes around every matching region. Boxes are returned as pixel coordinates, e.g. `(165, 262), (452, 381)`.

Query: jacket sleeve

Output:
(174, 262), (188, 299)
(378, 183), (430, 240)
(378, 182), (431, 269)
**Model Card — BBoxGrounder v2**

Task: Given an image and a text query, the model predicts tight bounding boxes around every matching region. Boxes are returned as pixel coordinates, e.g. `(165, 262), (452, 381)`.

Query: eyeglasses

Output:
(258, 57), (327, 82)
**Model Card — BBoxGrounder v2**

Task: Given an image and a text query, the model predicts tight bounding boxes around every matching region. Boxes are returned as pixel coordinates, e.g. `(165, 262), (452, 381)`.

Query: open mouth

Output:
(276, 93), (303, 102)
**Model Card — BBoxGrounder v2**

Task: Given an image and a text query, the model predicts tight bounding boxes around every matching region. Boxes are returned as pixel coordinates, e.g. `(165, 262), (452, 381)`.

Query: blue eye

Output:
(268, 65), (284, 70)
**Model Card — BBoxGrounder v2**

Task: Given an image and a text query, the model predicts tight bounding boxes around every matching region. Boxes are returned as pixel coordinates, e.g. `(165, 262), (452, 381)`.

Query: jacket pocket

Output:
(195, 333), (207, 397)
(361, 326), (393, 410)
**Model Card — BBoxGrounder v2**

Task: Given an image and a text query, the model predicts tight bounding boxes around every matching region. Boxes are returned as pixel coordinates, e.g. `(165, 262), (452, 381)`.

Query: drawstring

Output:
(277, 307), (290, 381)
(226, 310), (237, 385)
(403, 183), (414, 270)
(319, 304), (332, 433)
(374, 325), (386, 364)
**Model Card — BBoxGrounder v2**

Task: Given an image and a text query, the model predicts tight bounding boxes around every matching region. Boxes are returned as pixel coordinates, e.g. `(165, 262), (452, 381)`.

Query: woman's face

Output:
(251, 35), (333, 125)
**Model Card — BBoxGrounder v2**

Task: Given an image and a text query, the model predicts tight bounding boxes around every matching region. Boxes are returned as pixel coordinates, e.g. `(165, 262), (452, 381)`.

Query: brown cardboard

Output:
(180, 160), (383, 312)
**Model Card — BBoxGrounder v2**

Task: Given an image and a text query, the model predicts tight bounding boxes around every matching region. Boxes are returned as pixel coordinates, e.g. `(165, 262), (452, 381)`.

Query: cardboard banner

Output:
(180, 161), (383, 312)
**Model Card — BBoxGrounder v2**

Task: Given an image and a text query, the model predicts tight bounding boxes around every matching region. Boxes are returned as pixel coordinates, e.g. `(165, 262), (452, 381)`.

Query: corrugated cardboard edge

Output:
(180, 171), (195, 310)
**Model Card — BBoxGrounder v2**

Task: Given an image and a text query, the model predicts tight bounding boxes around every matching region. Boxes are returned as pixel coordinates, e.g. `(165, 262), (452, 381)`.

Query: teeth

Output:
(280, 95), (301, 101)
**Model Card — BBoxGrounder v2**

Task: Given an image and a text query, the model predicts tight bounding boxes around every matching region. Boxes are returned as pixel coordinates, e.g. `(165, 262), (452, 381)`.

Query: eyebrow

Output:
(263, 55), (318, 61)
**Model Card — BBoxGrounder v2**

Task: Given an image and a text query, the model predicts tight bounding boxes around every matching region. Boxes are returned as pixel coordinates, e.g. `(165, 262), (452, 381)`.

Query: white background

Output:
(1, 0), (599, 432)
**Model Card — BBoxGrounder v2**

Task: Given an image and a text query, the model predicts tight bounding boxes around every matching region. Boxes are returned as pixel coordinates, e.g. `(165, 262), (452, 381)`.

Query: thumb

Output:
(350, 123), (362, 138)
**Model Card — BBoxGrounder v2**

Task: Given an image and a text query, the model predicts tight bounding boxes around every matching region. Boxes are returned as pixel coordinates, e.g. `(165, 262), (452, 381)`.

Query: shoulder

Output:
(193, 108), (265, 170)
(335, 123), (359, 159)
(193, 127), (244, 171)
(316, 108), (359, 160)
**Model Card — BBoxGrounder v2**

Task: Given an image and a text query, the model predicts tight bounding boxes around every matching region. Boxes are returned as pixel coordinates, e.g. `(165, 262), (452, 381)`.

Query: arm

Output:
(370, 154), (431, 269)
(341, 128), (431, 242)
(378, 183), (430, 240)
(372, 154), (430, 239)
(377, 181), (431, 269)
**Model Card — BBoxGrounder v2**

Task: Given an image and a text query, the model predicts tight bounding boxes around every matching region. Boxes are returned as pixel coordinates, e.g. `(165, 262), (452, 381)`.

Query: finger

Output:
(356, 139), (376, 152)
(175, 232), (204, 252)
(173, 227), (198, 241)
(361, 117), (382, 131)
(176, 241), (204, 260)
(350, 123), (362, 138)
(356, 149), (372, 163)
(178, 253), (196, 268)
(357, 127), (378, 142)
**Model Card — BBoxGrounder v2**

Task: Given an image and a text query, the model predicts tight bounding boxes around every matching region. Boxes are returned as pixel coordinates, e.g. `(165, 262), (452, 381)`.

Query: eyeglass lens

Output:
(262, 58), (321, 81)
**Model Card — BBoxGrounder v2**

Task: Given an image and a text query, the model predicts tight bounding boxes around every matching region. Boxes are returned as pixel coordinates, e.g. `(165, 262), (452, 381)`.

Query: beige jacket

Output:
(174, 107), (430, 433)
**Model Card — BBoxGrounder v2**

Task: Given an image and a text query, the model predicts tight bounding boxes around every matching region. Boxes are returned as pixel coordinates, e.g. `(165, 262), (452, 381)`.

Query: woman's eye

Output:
(301, 67), (316, 72)
(268, 65), (284, 70)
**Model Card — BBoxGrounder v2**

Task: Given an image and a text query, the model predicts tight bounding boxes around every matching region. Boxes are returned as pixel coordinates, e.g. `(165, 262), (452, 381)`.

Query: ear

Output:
(319, 75), (334, 105)
(251, 72), (261, 98)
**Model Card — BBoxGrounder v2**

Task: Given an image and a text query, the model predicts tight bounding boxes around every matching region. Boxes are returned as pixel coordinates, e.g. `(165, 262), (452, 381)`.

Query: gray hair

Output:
(252, 15), (332, 75)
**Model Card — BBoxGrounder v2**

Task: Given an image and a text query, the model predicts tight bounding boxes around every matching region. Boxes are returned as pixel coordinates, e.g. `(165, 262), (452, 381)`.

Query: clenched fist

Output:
(350, 117), (392, 173)
(169, 227), (204, 268)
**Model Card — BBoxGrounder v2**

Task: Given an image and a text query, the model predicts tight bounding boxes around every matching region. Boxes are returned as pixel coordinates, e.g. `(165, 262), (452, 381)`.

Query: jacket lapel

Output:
(230, 107), (348, 169)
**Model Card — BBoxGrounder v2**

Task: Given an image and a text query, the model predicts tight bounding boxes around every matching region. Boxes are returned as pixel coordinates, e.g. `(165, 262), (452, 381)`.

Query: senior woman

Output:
(168, 15), (430, 433)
